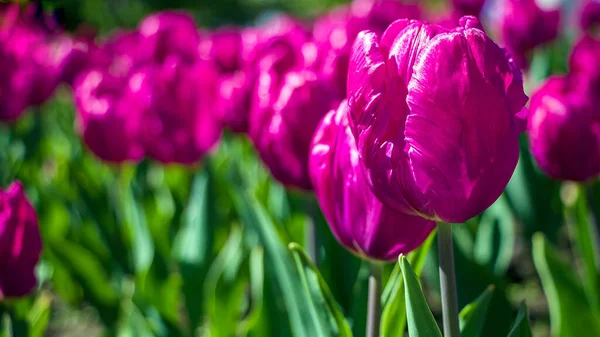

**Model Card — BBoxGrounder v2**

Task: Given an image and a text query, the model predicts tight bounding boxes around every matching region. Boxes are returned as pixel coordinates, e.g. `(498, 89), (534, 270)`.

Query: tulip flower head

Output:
(0, 4), (71, 121)
(0, 181), (42, 299)
(250, 70), (338, 189)
(310, 101), (435, 261)
(581, 1), (600, 32)
(347, 16), (528, 223)
(501, 0), (560, 68)
(527, 76), (600, 182)
(569, 34), (600, 93)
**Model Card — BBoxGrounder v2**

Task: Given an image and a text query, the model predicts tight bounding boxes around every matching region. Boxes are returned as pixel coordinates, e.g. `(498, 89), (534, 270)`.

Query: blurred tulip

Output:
(313, 0), (421, 98)
(218, 16), (310, 133)
(451, 0), (486, 17)
(569, 34), (600, 92)
(141, 58), (221, 164)
(528, 76), (600, 182)
(347, 17), (528, 223)
(137, 10), (201, 65)
(581, 0), (600, 32)
(74, 69), (145, 163)
(0, 181), (42, 299)
(501, 0), (560, 68)
(310, 101), (435, 261)
(217, 72), (252, 133)
(200, 26), (243, 73)
(0, 4), (70, 120)
(250, 70), (338, 189)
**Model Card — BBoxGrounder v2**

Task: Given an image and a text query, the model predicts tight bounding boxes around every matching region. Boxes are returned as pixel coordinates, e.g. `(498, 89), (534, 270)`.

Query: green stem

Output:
(366, 262), (383, 337)
(437, 222), (460, 337)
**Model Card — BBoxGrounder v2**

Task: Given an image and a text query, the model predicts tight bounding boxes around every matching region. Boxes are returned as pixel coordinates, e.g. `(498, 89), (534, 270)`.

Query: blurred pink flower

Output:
(0, 181), (42, 299)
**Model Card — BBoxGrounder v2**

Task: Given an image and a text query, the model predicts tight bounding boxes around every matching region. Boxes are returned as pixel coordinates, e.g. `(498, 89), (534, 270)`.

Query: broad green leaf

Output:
(565, 184), (600, 309)
(204, 226), (248, 337)
(289, 243), (353, 337)
(49, 239), (120, 330)
(459, 286), (494, 337)
(506, 304), (532, 337)
(505, 136), (563, 244)
(172, 168), (215, 332)
(474, 195), (515, 276)
(381, 231), (436, 337)
(238, 247), (265, 335)
(532, 233), (600, 337)
(232, 191), (326, 337)
(400, 256), (442, 337)
(118, 168), (154, 274)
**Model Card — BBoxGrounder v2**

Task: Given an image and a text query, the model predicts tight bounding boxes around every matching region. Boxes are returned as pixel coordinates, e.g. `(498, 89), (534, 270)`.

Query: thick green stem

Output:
(437, 222), (460, 337)
(366, 262), (383, 337)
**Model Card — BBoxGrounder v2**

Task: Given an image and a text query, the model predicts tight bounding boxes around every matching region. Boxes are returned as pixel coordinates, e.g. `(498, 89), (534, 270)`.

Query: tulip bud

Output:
(138, 11), (200, 65)
(200, 27), (243, 74)
(347, 17), (528, 223)
(0, 181), (42, 299)
(581, 1), (600, 32)
(74, 69), (146, 163)
(217, 72), (252, 133)
(310, 101), (435, 261)
(528, 76), (600, 181)
(569, 34), (600, 93)
(250, 70), (338, 189)
(140, 58), (221, 164)
(501, 0), (560, 68)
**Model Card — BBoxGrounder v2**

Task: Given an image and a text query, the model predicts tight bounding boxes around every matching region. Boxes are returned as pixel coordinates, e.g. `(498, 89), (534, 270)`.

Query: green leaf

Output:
(565, 184), (600, 309)
(506, 304), (532, 337)
(204, 226), (248, 337)
(231, 191), (327, 337)
(49, 239), (120, 331)
(532, 233), (600, 337)
(172, 167), (215, 332)
(400, 256), (442, 337)
(459, 286), (494, 337)
(505, 136), (563, 244)
(119, 170), (154, 274)
(474, 195), (515, 276)
(381, 231), (435, 337)
(238, 247), (265, 335)
(289, 243), (353, 337)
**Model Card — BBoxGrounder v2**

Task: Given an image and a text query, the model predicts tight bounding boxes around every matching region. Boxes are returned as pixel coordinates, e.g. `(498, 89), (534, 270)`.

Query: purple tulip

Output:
(217, 72), (252, 133)
(501, 0), (560, 68)
(140, 58), (221, 164)
(310, 101), (435, 261)
(347, 17), (528, 223)
(313, 0), (421, 99)
(451, 0), (486, 17)
(217, 16), (311, 133)
(74, 68), (146, 163)
(0, 181), (42, 299)
(250, 70), (338, 189)
(580, 1), (600, 32)
(528, 76), (600, 181)
(199, 27), (243, 74)
(569, 34), (600, 93)
(0, 4), (69, 120)
(137, 11), (201, 65)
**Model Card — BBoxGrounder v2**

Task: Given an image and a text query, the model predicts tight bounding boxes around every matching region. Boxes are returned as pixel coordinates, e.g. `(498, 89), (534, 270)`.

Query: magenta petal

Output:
(404, 28), (525, 222)
(527, 76), (600, 182)
(0, 181), (42, 299)
(310, 101), (434, 261)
